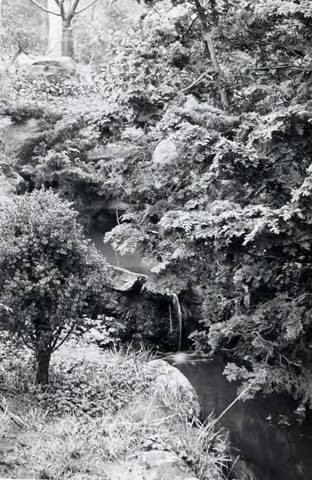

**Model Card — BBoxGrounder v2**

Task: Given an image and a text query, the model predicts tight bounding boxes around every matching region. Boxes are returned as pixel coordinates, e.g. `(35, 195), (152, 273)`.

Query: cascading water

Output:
(171, 293), (182, 351)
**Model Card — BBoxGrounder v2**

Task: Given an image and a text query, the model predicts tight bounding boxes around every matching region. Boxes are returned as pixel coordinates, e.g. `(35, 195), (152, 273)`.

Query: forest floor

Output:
(0, 334), (229, 480)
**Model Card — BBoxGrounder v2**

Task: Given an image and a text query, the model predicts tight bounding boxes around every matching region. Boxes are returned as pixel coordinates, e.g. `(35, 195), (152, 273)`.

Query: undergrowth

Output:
(0, 334), (230, 480)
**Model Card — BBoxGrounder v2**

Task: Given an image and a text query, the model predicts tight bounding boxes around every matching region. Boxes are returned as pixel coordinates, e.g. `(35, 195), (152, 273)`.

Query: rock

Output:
(152, 138), (178, 165)
(104, 451), (197, 480)
(123, 359), (200, 425)
(0, 171), (23, 204)
(137, 450), (196, 479)
(146, 359), (200, 420)
(1, 117), (42, 157)
(0, 116), (13, 129)
(109, 266), (147, 293)
(17, 55), (76, 77)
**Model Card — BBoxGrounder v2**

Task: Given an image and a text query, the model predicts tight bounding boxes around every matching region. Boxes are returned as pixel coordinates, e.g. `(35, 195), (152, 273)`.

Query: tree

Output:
(0, 190), (109, 384)
(29, 0), (101, 57)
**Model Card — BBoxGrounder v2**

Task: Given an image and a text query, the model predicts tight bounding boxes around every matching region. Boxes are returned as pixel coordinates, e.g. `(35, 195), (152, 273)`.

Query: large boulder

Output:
(152, 138), (179, 165)
(145, 359), (200, 420)
(125, 359), (200, 423)
(103, 358), (201, 480)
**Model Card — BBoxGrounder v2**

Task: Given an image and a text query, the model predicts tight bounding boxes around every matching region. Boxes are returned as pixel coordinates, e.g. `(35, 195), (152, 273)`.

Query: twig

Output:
(214, 381), (254, 424)
(53, 320), (78, 351)
(226, 455), (240, 479)
(180, 15), (198, 44)
(65, 361), (83, 375)
(180, 71), (213, 94)
(0, 398), (28, 429)
(246, 64), (307, 72)
(0, 303), (12, 313)
(103, 165), (129, 195)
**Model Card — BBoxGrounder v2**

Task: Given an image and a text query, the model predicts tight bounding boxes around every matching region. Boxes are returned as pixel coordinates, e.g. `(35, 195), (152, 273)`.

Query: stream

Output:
(166, 354), (312, 480)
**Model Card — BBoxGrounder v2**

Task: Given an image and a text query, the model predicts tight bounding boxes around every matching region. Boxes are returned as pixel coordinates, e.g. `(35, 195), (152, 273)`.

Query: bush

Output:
(0, 189), (109, 384)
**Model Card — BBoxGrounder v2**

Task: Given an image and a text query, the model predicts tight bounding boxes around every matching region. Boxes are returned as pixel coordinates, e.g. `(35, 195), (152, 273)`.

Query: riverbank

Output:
(0, 334), (229, 480)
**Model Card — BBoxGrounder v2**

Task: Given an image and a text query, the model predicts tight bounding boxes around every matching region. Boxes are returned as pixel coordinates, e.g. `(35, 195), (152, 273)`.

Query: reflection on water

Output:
(166, 354), (312, 480)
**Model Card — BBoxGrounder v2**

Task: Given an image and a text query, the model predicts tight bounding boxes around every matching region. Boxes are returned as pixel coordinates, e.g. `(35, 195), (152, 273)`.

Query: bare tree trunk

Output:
(204, 30), (229, 110)
(35, 348), (51, 384)
(62, 20), (74, 57)
(47, 0), (62, 55)
(194, 0), (229, 110)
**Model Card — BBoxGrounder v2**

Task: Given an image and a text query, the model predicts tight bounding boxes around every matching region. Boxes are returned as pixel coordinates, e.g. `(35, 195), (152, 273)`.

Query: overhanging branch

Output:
(29, 0), (61, 16)
(75, 0), (100, 15)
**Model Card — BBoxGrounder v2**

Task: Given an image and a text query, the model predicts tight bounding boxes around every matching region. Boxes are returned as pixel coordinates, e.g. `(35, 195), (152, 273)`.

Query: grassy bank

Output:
(0, 335), (230, 480)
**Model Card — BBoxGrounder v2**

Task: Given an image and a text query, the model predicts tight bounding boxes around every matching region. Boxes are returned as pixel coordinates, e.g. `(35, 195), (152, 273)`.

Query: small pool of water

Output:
(167, 354), (312, 480)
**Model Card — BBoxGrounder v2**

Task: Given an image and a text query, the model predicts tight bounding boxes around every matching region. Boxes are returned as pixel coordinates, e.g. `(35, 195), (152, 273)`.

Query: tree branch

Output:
(180, 70), (213, 93)
(53, 319), (78, 351)
(68, 0), (81, 21)
(58, 0), (65, 18)
(0, 397), (28, 429)
(180, 15), (198, 44)
(29, 0), (61, 16)
(75, 0), (100, 15)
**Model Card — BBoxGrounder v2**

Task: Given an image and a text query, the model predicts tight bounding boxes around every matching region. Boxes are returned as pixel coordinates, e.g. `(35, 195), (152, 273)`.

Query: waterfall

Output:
(171, 293), (182, 351)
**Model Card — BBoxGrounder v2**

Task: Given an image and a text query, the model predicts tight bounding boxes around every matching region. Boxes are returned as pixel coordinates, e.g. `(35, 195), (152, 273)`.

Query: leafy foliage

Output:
(0, 190), (109, 383)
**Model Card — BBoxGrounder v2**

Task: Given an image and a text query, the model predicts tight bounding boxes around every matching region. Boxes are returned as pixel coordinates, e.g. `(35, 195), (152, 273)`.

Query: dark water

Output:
(166, 354), (312, 480)
(0, 117), (41, 154)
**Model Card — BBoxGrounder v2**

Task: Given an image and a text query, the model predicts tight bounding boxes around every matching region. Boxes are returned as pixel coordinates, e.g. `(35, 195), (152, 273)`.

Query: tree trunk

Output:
(35, 349), (51, 385)
(194, 0), (229, 110)
(47, 0), (62, 56)
(204, 30), (229, 110)
(62, 21), (74, 57)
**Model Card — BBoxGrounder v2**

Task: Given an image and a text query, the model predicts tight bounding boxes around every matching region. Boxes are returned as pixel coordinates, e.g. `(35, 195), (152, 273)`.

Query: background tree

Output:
(0, 190), (109, 384)
(29, 0), (101, 57)
(0, 0), (45, 64)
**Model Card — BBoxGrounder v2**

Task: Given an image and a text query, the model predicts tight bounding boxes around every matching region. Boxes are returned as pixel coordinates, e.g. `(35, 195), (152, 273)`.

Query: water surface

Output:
(167, 354), (312, 480)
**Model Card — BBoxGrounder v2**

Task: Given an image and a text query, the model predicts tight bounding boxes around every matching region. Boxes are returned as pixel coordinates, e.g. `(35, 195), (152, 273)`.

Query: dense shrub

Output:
(0, 189), (109, 384)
